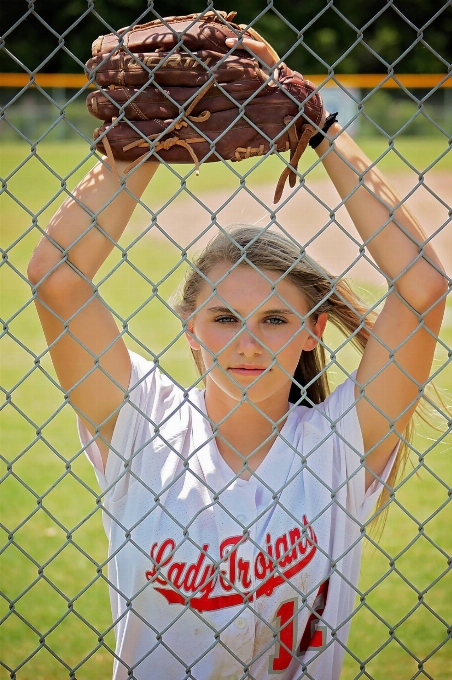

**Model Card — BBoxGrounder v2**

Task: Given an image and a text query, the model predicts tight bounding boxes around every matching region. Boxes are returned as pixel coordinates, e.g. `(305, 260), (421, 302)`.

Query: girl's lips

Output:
(229, 367), (267, 376)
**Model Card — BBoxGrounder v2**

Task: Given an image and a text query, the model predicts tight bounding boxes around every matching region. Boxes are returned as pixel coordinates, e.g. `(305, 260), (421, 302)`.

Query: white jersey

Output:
(79, 351), (396, 680)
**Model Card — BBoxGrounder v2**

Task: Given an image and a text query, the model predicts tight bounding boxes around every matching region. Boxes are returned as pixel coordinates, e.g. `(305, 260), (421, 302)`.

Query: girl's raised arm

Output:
(28, 160), (159, 467)
(315, 126), (448, 489)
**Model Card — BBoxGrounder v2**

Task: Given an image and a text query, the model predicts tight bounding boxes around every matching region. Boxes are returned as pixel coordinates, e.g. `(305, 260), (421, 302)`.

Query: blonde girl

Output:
(28, 38), (447, 680)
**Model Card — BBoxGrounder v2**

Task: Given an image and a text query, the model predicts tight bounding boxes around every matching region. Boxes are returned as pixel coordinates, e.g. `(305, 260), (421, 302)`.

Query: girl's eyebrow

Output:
(206, 306), (296, 315)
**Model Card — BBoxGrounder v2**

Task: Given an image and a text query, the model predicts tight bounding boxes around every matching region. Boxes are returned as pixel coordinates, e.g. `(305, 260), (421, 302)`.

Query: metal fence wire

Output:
(0, 3), (451, 680)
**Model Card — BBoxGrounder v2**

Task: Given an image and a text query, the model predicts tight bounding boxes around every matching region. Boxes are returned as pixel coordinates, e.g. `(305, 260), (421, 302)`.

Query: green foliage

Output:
(0, 1), (451, 74)
(359, 89), (451, 138)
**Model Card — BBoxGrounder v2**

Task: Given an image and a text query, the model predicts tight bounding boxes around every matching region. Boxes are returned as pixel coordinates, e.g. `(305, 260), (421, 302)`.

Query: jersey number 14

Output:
(269, 580), (329, 673)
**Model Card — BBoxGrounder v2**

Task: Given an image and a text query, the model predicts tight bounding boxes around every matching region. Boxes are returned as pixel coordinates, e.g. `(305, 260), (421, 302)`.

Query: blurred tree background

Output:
(1, 0), (451, 74)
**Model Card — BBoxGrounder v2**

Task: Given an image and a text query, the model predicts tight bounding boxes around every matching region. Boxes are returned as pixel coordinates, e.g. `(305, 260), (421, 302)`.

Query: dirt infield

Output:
(143, 172), (451, 286)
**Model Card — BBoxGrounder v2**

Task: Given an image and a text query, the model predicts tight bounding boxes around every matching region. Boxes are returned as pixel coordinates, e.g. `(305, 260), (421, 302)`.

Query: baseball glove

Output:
(85, 11), (323, 203)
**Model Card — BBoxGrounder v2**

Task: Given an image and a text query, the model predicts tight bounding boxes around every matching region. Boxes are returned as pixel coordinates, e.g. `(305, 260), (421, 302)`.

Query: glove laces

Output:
(121, 81), (215, 176)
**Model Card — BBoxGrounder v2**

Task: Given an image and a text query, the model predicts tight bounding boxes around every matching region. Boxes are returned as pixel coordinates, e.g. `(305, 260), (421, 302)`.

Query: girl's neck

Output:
(204, 382), (290, 475)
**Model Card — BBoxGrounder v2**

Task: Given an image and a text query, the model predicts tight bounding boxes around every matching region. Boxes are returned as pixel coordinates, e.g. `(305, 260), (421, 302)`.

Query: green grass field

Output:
(0, 139), (451, 679)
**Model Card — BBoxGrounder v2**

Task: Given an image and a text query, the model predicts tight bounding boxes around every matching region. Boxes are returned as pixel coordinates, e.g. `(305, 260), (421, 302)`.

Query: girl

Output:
(28, 38), (447, 680)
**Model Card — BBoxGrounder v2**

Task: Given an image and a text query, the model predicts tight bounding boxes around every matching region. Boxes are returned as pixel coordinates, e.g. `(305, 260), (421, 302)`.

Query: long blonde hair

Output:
(173, 225), (413, 526)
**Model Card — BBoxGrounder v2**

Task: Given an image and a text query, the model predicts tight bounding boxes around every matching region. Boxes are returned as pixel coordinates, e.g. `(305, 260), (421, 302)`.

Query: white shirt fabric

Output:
(78, 350), (397, 680)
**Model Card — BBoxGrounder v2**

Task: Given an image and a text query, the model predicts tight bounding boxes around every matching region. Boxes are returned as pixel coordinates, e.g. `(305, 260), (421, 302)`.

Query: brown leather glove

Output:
(85, 11), (323, 203)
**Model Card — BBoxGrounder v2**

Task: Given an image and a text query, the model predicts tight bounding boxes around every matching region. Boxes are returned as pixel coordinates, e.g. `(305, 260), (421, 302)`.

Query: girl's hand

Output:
(225, 36), (328, 129)
(225, 36), (279, 70)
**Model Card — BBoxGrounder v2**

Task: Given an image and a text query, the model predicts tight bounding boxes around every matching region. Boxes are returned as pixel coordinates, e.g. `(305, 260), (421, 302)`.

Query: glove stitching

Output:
(127, 88), (149, 121)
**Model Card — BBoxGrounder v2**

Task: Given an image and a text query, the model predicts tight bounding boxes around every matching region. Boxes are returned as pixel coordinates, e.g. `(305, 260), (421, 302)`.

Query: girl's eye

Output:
(265, 317), (286, 325)
(215, 316), (238, 323)
(214, 316), (287, 325)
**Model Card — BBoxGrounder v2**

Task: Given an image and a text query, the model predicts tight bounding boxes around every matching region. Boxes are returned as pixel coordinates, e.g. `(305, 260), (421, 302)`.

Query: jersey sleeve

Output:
(77, 350), (185, 500)
(320, 371), (398, 523)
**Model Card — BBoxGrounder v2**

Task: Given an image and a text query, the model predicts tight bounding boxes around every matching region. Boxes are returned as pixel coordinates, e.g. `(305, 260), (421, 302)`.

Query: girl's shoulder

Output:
(290, 371), (359, 433)
(286, 372), (364, 473)
(128, 350), (206, 427)
(129, 350), (186, 403)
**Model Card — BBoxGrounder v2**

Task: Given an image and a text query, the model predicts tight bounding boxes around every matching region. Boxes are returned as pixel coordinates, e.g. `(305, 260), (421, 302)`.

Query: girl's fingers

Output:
(225, 37), (277, 68)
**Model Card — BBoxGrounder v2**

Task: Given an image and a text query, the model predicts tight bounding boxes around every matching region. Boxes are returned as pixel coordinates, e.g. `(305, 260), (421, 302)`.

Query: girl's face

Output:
(185, 263), (327, 405)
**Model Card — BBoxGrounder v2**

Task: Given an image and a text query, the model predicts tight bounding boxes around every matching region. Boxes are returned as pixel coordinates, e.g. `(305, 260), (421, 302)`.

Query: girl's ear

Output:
(184, 321), (201, 351)
(303, 312), (328, 351)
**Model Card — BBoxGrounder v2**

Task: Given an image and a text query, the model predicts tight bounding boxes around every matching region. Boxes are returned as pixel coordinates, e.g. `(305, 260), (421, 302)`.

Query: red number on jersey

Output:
(298, 579), (329, 654)
(269, 580), (330, 673)
(270, 598), (298, 672)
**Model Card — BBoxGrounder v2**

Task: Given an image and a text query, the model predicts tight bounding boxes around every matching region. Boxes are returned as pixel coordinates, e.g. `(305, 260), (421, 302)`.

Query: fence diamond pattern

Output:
(0, 3), (451, 680)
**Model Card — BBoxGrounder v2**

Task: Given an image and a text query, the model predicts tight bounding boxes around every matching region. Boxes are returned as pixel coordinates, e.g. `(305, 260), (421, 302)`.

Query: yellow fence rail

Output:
(0, 72), (451, 89)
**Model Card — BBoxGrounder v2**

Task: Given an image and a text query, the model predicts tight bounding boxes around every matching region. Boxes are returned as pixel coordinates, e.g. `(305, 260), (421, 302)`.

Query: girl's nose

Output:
(236, 326), (263, 356)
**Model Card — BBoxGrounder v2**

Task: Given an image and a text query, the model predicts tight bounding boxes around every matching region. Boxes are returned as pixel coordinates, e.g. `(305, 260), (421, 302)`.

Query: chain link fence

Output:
(1, 3), (451, 680)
